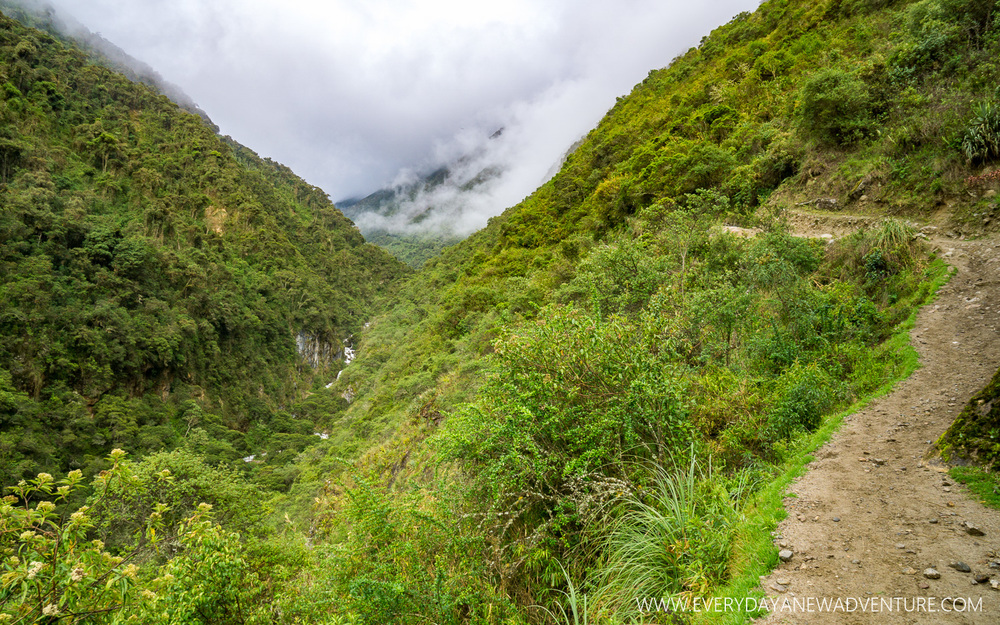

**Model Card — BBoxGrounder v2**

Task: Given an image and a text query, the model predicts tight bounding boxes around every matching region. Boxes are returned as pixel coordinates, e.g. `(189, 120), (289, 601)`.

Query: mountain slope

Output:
(339, 133), (509, 268)
(338, 167), (465, 268)
(0, 9), (408, 486)
(322, 0), (1000, 476)
(0, 0), (215, 125)
(291, 0), (999, 618)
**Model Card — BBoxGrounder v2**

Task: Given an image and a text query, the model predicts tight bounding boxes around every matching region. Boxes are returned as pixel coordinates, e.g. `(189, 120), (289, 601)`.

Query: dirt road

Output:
(756, 229), (1000, 624)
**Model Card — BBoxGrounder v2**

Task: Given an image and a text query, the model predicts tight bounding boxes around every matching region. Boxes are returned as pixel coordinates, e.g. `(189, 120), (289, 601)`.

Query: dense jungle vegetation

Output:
(0, 10), (408, 489)
(4, 0), (1000, 623)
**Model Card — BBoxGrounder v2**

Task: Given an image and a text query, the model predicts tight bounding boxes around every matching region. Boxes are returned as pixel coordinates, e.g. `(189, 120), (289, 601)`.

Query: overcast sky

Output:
(39, 0), (757, 225)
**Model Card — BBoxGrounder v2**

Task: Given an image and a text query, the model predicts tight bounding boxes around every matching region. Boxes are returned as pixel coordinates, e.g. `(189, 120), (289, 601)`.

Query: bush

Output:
(897, 1), (998, 72)
(939, 0), (999, 44)
(826, 219), (918, 275)
(554, 238), (667, 316)
(798, 69), (874, 145)
(311, 475), (514, 625)
(446, 306), (694, 601)
(1, 461), (145, 623)
(902, 0), (963, 67)
(768, 363), (842, 439)
(127, 506), (270, 625)
(635, 141), (736, 202)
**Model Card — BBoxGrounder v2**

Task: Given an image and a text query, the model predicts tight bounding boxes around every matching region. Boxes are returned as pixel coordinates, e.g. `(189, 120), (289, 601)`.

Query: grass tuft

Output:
(594, 453), (744, 620)
(949, 467), (1000, 510)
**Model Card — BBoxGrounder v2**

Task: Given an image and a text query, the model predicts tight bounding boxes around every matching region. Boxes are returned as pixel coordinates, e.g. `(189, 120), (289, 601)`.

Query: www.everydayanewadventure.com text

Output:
(635, 595), (986, 614)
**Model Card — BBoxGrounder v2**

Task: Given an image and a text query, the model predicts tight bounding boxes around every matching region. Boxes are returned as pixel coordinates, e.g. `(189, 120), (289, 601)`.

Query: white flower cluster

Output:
(25, 561), (43, 580)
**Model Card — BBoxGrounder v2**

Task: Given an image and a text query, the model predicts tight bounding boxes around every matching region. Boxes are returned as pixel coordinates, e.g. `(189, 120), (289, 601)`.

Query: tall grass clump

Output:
(593, 454), (745, 617)
(827, 218), (918, 271)
(823, 218), (922, 304)
(535, 564), (592, 625)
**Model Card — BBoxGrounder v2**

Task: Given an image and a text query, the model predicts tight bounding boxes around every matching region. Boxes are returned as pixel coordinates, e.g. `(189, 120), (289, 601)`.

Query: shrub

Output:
(798, 69), (874, 145)
(636, 141), (736, 201)
(897, 1), (998, 71)
(312, 475), (513, 625)
(753, 48), (793, 80)
(0, 461), (145, 623)
(87, 448), (270, 554)
(902, 0), (962, 67)
(825, 218), (920, 284)
(676, 143), (737, 195)
(445, 306), (694, 601)
(128, 506), (270, 625)
(839, 0), (899, 16)
(939, 0), (999, 44)
(554, 238), (668, 316)
(767, 362), (842, 439)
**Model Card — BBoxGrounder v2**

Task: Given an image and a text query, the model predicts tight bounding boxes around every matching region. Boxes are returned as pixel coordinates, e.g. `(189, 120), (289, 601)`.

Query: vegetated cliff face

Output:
(0, 9), (408, 485)
(939, 363), (1000, 468)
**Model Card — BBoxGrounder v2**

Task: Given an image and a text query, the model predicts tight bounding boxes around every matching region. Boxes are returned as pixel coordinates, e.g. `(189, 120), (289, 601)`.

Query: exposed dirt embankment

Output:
(756, 222), (1000, 624)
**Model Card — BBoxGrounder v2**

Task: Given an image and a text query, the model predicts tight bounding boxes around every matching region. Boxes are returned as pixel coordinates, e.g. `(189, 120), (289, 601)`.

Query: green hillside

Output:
(0, 0), (216, 125)
(0, 10), (408, 488)
(3, 0), (1000, 624)
(296, 0), (998, 619)
(325, 0), (999, 483)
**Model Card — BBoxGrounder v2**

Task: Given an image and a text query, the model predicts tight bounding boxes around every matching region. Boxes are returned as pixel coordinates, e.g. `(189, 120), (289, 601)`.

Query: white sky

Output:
(39, 0), (757, 223)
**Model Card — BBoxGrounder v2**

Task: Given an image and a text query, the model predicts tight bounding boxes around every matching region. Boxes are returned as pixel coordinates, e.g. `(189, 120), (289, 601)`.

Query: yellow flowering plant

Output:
(0, 451), (163, 623)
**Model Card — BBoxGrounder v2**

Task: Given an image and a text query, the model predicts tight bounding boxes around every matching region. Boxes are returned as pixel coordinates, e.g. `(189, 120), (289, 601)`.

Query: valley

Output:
(3, 0), (1000, 623)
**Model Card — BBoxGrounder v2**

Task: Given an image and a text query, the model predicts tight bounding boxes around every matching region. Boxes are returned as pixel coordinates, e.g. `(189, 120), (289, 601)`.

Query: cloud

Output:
(39, 0), (757, 227)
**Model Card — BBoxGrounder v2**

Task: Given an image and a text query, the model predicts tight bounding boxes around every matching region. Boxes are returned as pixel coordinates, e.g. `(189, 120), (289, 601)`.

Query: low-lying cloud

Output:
(31, 0), (757, 235)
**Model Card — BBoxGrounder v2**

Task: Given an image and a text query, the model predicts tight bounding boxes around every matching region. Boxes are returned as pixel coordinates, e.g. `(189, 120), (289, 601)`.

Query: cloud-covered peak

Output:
(34, 0), (757, 225)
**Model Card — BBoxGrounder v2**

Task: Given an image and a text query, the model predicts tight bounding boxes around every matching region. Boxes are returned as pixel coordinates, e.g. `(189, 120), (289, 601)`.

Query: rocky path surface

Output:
(756, 228), (1000, 624)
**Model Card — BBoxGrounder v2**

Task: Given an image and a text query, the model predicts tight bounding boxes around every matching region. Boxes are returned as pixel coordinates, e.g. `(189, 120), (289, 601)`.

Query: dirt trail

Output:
(755, 218), (1000, 624)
